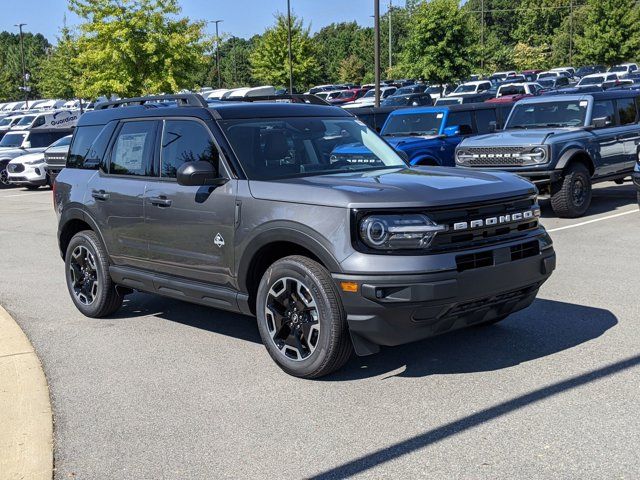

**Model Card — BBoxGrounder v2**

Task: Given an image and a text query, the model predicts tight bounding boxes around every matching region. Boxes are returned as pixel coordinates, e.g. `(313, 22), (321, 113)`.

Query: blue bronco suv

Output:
(456, 91), (640, 217)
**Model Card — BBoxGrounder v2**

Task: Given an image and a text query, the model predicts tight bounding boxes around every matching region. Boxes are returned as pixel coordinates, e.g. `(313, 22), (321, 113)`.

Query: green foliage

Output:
(512, 43), (551, 71)
(250, 14), (321, 90)
(396, 0), (478, 83)
(0, 32), (50, 101)
(338, 55), (365, 84)
(36, 25), (79, 99)
(574, 0), (640, 66)
(68, 0), (211, 98)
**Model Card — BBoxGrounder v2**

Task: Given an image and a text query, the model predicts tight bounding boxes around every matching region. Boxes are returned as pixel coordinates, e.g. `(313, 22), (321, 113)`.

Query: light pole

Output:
(287, 0), (294, 94)
(374, 0), (381, 107)
(211, 20), (223, 88)
(388, 0), (392, 72)
(15, 23), (28, 108)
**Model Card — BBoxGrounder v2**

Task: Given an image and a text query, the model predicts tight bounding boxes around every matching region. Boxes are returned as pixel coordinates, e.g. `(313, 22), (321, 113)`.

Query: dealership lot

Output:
(0, 184), (638, 479)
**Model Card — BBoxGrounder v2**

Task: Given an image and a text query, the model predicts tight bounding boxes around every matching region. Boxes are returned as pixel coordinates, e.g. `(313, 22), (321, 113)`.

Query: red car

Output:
(328, 88), (367, 105)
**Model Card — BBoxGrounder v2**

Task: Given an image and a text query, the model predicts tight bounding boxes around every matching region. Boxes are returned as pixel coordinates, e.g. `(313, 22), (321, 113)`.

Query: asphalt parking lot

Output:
(0, 183), (639, 479)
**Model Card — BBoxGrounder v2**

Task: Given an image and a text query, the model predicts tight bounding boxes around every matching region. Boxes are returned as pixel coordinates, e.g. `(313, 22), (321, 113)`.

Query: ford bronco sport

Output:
(54, 94), (556, 378)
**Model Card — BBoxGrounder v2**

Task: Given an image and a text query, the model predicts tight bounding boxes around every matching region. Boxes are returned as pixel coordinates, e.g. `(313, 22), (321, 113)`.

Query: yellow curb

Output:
(0, 305), (53, 480)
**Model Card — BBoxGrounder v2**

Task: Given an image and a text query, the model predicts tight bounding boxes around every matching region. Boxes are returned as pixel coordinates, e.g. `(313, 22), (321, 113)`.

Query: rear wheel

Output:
(550, 163), (592, 218)
(65, 230), (123, 318)
(0, 161), (11, 189)
(256, 255), (352, 378)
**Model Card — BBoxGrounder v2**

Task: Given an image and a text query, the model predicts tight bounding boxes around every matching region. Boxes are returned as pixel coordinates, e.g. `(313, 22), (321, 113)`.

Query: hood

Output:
(461, 127), (579, 147)
(8, 152), (44, 165)
(0, 147), (32, 159)
(248, 166), (536, 209)
(384, 136), (439, 148)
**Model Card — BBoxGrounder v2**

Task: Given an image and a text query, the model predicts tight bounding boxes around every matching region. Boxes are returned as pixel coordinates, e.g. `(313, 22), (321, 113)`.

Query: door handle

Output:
(91, 189), (110, 201)
(149, 196), (172, 207)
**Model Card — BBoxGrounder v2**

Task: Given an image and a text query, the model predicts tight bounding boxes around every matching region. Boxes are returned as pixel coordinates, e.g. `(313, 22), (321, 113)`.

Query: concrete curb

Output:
(0, 305), (53, 480)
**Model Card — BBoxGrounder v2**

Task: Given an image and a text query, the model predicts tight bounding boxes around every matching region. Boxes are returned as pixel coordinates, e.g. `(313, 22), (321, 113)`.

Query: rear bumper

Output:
(333, 243), (556, 354)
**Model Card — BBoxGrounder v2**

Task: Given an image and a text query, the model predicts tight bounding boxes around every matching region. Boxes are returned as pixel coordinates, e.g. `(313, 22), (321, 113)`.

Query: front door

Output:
(591, 99), (625, 177)
(144, 118), (236, 286)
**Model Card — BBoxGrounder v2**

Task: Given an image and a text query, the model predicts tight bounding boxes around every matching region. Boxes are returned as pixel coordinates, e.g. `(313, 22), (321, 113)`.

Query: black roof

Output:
(77, 100), (351, 126)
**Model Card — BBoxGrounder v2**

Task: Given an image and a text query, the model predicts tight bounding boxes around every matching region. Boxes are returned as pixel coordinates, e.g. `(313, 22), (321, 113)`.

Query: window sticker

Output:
(114, 133), (147, 170)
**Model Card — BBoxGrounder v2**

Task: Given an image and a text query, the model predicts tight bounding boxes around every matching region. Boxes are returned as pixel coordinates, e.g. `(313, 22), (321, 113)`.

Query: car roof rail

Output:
(94, 93), (208, 110)
(215, 94), (330, 106)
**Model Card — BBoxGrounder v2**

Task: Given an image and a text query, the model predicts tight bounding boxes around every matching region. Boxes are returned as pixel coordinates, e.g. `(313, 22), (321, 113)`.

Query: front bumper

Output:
(515, 169), (562, 186)
(333, 242), (556, 355)
(7, 163), (48, 186)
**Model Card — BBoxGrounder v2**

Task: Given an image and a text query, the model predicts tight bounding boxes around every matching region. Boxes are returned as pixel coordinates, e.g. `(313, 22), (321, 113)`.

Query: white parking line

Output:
(547, 209), (638, 232)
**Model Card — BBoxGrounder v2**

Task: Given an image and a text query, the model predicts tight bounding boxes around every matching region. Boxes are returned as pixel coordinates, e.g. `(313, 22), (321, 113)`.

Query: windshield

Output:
(382, 112), (443, 136)
(538, 72), (556, 79)
(0, 117), (14, 127)
(363, 89), (376, 98)
(506, 101), (588, 129)
(609, 66), (627, 73)
(15, 115), (36, 127)
(454, 84), (478, 93)
(220, 117), (406, 180)
(499, 85), (525, 95)
(578, 76), (605, 86)
(382, 95), (412, 106)
(0, 132), (27, 148)
(537, 79), (555, 88)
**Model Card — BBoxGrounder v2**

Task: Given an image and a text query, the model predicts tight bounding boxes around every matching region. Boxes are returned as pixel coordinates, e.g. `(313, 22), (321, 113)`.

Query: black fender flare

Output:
(555, 148), (594, 173)
(236, 224), (343, 294)
(58, 206), (109, 258)
(411, 155), (439, 166)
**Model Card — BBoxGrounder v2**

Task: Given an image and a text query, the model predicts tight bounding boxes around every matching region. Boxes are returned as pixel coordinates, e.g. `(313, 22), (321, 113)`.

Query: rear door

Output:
(144, 118), (237, 286)
(590, 99), (624, 177)
(86, 119), (158, 269)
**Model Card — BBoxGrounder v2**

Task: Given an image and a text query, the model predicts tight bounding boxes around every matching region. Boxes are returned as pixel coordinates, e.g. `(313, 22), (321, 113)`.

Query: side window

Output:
(30, 132), (57, 148)
(446, 111), (474, 134)
(67, 125), (106, 169)
(160, 120), (219, 178)
(109, 121), (157, 176)
(616, 98), (637, 125)
(33, 116), (45, 128)
(592, 100), (616, 126)
(474, 109), (498, 134)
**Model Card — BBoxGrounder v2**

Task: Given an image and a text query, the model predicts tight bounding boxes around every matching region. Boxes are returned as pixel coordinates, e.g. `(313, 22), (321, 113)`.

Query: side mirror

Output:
(443, 125), (461, 137)
(591, 116), (611, 129)
(176, 161), (227, 187)
(488, 121), (497, 133)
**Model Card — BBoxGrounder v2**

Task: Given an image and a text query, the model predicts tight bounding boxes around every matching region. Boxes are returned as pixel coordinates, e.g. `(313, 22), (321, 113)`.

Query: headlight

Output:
(521, 146), (547, 164)
(24, 158), (45, 165)
(359, 214), (447, 250)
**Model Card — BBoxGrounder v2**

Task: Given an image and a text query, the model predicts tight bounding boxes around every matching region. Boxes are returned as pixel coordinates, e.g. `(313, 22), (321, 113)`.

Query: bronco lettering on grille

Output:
(452, 207), (540, 231)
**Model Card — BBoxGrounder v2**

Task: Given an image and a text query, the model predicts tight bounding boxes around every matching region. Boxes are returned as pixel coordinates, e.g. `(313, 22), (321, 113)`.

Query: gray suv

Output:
(456, 91), (640, 217)
(54, 94), (556, 378)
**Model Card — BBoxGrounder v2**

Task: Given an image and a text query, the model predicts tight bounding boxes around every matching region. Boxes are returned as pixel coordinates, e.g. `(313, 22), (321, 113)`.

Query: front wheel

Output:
(256, 256), (352, 378)
(550, 163), (592, 218)
(0, 162), (11, 189)
(65, 230), (123, 318)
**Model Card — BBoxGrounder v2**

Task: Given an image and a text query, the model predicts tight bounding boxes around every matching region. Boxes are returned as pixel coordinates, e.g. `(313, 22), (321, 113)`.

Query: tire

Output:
(0, 161), (12, 189)
(637, 190), (640, 210)
(25, 185), (40, 190)
(64, 230), (123, 318)
(256, 255), (353, 379)
(550, 163), (592, 218)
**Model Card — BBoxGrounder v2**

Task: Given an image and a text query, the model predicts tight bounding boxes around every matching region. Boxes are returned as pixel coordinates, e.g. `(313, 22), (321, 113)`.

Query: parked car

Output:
(521, 69), (543, 81)
(575, 65), (606, 78)
(345, 106), (404, 132)
(608, 63), (639, 78)
(327, 89), (366, 105)
(381, 93), (433, 107)
(536, 76), (571, 90)
(0, 129), (74, 188)
(0, 114), (25, 140)
(448, 81), (492, 97)
(495, 82), (543, 97)
(424, 84), (456, 100)
(456, 90), (640, 217)
(53, 93), (555, 378)
(336, 103), (513, 167)
(435, 91), (494, 105)
(7, 135), (72, 189)
(538, 70), (571, 81)
(576, 73), (620, 88)
(490, 71), (517, 82)
(341, 86), (397, 108)
(392, 84), (428, 95)
(10, 110), (79, 131)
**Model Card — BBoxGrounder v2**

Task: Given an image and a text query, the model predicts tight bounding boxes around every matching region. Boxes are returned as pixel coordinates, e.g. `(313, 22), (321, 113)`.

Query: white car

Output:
(0, 114), (26, 133)
(491, 71), (516, 81)
(447, 80), (492, 96)
(550, 66), (576, 77)
(6, 135), (72, 189)
(496, 82), (543, 97)
(537, 70), (571, 80)
(608, 63), (639, 78)
(11, 110), (79, 131)
(342, 87), (397, 108)
(576, 73), (620, 88)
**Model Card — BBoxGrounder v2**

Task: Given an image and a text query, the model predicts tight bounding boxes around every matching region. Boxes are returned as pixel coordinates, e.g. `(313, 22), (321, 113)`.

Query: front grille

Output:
(10, 176), (27, 182)
(445, 285), (537, 318)
(428, 195), (539, 252)
(7, 164), (24, 173)
(44, 154), (67, 167)
(456, 250), (494, 272)
(459, 146), (529, 167)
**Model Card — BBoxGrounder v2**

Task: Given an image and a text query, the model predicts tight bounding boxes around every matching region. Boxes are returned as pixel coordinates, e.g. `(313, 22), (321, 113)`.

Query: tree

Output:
(315, 22), (364, 82)
(338, 55), (365, 84)
(574, 0), (640, 66)
(36, 24), (79, 99)
(0, 31), (50, 101)
(396, 0), (478, 84)
(249, 14), (320, 90)
(69, 0), (211, 98)
(513, 0), (570, 47)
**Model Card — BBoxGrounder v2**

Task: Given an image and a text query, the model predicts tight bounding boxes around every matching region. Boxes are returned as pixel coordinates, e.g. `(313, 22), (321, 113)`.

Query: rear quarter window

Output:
(67, 125), (109, 169)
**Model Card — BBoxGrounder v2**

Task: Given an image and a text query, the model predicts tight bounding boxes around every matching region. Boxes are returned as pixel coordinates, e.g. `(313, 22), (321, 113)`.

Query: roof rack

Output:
(94, 93), (208, 110)
(215, 94), (330, 106)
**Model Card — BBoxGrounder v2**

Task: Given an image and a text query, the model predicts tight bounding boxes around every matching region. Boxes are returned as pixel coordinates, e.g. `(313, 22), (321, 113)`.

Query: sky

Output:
(0, 0), (386, 43)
